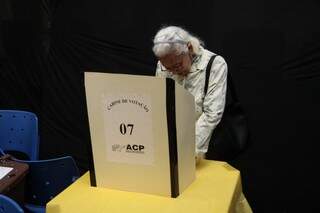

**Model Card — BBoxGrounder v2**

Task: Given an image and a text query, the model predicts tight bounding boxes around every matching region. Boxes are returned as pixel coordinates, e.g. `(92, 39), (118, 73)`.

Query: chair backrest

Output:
(0, 110), (39, 160)
(22, 156), (80, 206)
(0, 194), (24, 213)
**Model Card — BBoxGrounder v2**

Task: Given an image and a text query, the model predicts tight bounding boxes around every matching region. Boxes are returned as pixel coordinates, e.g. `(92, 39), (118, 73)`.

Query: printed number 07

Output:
(120, 123), (134, 135)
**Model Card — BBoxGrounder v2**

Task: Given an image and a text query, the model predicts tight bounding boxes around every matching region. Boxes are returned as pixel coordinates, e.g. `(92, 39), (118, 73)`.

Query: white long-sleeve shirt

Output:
(156, 47), (227, 156)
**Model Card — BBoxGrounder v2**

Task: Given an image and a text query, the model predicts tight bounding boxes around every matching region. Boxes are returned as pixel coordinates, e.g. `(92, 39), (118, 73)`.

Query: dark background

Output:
(1, 0), (320, 212)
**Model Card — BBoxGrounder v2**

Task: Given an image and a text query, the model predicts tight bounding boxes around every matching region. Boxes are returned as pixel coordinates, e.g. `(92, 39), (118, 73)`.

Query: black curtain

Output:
(1, 0), (320, 212)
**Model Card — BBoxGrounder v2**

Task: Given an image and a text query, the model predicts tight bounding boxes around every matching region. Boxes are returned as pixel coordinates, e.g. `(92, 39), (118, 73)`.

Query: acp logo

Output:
(126, 144), (145, 154)
(112, 144), (145, 154)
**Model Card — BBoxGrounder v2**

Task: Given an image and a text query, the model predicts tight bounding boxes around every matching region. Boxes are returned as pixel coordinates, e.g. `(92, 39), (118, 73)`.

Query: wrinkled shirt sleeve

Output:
(196, 56), (228, 155)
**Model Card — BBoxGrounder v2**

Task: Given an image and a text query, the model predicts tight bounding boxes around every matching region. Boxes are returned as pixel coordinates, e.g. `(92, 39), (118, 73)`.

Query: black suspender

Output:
(204, 55), (218, 96)
(204, 54), (239, 104)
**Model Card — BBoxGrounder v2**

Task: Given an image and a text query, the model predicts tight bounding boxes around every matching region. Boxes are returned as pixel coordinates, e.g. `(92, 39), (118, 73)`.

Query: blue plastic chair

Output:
(17, 156), (80, 213)
(0, 110), (39, 160)
(0, 194), (24, 213)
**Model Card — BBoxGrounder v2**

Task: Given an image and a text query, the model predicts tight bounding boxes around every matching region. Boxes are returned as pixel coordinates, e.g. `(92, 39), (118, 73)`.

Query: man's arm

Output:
(195, 56), (228, 156)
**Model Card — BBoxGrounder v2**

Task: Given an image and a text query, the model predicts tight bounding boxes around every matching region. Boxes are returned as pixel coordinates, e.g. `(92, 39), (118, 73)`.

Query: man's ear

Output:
(187, 42), (194, 54)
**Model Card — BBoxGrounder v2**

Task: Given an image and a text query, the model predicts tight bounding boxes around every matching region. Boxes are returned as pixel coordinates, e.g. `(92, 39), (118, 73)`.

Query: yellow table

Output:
(46, 160), (252, 213)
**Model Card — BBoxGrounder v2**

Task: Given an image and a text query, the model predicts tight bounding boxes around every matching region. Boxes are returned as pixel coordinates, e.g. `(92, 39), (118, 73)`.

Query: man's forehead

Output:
(160, 53), (181, 64)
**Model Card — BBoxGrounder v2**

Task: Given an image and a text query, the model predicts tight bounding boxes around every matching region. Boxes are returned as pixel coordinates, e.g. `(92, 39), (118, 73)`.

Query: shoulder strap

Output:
(204, 55), (218, 96)
(204, 55), (240, 107)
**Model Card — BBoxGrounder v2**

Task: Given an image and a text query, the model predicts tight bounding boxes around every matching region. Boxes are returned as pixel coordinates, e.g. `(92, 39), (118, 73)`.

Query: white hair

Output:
(152, 26), (204, 58)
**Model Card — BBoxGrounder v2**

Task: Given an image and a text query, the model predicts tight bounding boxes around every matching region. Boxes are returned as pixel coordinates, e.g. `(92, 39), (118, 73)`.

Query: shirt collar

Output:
(192, 46), (209, 71)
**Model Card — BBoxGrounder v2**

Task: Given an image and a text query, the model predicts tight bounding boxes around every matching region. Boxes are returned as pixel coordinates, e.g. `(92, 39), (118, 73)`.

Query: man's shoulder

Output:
(204, 50), (227, 66)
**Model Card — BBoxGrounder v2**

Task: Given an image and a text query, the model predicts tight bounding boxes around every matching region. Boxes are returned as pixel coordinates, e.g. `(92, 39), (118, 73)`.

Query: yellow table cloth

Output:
(46, 160), (252, 213)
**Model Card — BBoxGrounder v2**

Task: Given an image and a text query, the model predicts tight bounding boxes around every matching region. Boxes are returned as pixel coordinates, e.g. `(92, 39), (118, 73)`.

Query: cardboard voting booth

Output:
(84, 72), (195, 197)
